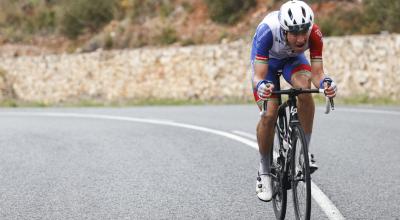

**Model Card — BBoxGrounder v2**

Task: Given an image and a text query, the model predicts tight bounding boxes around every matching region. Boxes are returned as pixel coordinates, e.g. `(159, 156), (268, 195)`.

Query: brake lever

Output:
(329, 97), (335, 110)
(324, 97), (331, 114)
(324, 81), (335, 114)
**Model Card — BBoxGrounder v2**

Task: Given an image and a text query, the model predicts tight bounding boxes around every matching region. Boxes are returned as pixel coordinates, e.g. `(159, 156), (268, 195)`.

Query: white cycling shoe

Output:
(256, 174), (272, 202)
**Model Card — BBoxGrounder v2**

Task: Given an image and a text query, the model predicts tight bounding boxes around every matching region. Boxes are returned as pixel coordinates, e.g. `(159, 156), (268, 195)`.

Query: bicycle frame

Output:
(277, 95), (299, 172)
(266, 91), (303, 191)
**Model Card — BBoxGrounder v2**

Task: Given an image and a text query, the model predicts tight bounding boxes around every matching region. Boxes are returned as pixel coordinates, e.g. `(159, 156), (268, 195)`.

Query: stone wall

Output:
(0, 34), (399, 104)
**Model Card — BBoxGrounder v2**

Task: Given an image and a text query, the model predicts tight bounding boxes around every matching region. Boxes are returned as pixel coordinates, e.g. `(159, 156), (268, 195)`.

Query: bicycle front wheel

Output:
(291, 125), (311, 220)
(271, 125), (287, 220)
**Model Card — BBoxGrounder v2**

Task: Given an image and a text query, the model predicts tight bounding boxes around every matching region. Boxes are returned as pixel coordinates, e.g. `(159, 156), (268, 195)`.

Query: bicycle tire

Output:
(291, 125), (311, 220)
(271, 122), (287, 220)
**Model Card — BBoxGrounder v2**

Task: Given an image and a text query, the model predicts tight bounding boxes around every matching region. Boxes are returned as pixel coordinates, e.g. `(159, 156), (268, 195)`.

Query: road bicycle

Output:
(260, 74), (334, 220)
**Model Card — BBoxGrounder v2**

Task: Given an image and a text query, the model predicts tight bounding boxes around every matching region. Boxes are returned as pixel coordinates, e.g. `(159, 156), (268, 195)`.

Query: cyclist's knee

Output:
(260, 117), (275, 129)
(260, 112), (277, 127)
(291, 72), (311, 89)
(298, 93), (313, 103)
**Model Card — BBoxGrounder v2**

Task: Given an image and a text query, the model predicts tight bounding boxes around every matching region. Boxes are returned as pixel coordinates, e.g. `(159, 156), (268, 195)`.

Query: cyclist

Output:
(251, 0), (337, 202)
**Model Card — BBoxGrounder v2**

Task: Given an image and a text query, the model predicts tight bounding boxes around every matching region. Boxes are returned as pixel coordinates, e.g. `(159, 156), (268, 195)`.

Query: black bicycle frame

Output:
(266, 74), (318, 173)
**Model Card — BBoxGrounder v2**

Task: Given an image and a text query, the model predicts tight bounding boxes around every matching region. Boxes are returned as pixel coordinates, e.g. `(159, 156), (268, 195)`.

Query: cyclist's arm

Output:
(310, 61), (325, 88)
(253, 63), (269, 88)
(253, 24), (273, 87)
(308, 24), (326, 88)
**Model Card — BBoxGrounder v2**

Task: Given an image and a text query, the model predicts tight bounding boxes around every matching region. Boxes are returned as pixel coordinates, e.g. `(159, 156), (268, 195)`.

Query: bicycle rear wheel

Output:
(291, 125), (311, 220)
(271, 125), (287, 220)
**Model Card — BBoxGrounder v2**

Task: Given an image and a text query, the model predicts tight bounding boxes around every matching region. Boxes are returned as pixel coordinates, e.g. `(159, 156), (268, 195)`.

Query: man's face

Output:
(286, 31), (308, 53)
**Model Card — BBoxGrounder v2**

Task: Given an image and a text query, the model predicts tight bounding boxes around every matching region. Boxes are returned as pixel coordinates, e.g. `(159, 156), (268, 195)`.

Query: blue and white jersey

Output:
(250, 11), (322, 62)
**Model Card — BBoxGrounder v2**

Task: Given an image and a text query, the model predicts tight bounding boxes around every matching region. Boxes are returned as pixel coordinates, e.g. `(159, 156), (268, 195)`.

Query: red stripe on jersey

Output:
(255, 55), (268, 60)
(291, 64), (312, 74)
(309, 24), (323, 59)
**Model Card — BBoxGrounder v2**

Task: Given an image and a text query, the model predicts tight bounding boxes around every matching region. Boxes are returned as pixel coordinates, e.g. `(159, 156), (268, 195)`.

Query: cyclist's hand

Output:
(319, 77), (337, 98)
(257, 80), (274, 100)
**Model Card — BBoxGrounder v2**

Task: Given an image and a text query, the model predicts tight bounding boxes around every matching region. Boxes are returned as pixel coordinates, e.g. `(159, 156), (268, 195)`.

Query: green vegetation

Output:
(318, 0), (400, 36)
(0, 98), (207, 107)
(157, 27), (178, 45)
(0, 0), (399, 45)
(0, 99), (47, 108)
(60, 0), (116, 39)
(0, 0), (57, 41)
(204, 0), (257, 24)
(128, 0), (173, 22)
(317, 8), (363, 36)
(362, 0), (400, 34)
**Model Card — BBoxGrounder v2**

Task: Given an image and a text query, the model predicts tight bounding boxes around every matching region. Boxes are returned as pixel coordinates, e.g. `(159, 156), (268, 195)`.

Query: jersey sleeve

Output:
(254, 24), (273, 64)
(309, 24), (323, 62)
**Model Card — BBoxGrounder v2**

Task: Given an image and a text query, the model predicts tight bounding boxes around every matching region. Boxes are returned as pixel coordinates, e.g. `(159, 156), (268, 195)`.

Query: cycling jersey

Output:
(250, 11), (323, 62)
(250, 11), (324, 105)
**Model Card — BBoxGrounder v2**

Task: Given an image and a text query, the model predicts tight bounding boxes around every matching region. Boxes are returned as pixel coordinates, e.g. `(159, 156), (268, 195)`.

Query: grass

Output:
(0, 98), (248, 108)
(0, 99), (48, 108)
(0, 96), (399, 108)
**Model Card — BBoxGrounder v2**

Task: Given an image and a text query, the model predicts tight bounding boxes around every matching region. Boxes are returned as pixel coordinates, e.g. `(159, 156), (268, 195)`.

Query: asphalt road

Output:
(0, 105), (399, 219)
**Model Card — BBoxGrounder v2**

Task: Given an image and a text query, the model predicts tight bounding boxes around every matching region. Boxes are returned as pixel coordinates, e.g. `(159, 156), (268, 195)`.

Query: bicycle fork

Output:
(274, 111), (294, 190)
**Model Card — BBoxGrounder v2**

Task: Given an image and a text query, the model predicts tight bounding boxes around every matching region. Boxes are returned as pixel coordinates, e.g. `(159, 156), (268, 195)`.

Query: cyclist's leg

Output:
(251, 58), (283, 174)
(282, 54), (315, 148)
(251, 58), (282, 201)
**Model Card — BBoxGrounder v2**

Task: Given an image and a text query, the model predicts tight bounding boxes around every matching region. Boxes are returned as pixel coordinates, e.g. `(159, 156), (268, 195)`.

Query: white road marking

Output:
(0, 111), (344, 219)
(230, 130), (345, 220)
(0, 112), (258, 149)
(232, 130), (257, 140)
(311, 182), (345, 220)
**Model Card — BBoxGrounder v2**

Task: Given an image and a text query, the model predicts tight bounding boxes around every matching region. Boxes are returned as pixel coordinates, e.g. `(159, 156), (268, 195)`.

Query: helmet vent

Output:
(302, 18), (305, 23)
(301, 7), (306, 17)
(288, 9), (293, 19)
(284, 20), (288, 26)
(293, 20), (297, 25)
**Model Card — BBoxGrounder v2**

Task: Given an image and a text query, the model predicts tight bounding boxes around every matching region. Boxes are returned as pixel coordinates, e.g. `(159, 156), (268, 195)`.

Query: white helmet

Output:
(279, 0), (314, 33)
